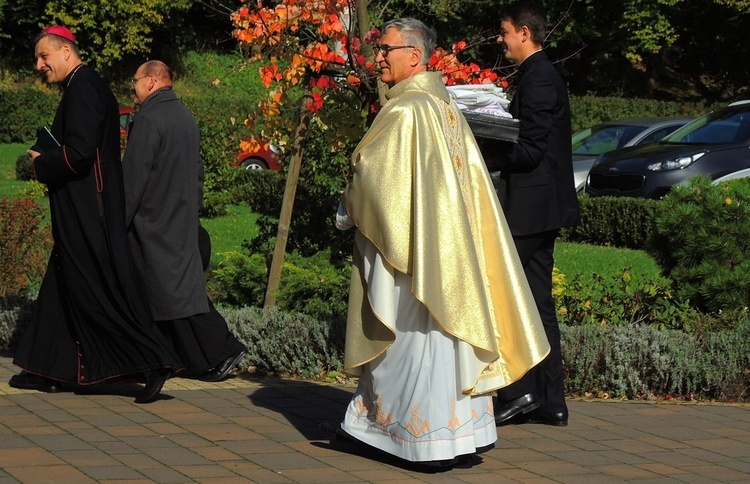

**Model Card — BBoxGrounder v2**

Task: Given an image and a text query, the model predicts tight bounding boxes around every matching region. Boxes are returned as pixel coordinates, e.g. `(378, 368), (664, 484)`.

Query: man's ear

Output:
(411, 47), (422, 66)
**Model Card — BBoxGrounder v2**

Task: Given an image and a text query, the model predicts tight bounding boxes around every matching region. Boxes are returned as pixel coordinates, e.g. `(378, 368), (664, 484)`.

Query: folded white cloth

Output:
(447, 85), (512, 118)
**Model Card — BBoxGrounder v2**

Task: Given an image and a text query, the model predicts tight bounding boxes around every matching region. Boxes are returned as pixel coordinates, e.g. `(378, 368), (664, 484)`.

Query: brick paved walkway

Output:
(1, 352), (749, 483)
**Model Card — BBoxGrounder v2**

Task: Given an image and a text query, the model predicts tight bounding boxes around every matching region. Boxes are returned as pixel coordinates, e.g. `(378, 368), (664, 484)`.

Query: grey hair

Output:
(381, 18), (436, 65)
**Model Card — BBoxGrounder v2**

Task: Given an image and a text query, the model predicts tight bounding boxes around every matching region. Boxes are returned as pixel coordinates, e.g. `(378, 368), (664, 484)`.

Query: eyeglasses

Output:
(374, 44), (415, 57)
(130, 75), (149, 85)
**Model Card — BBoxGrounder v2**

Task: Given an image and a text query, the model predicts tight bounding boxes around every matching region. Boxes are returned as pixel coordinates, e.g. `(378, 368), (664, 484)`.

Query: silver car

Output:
(572, 117), (692, 192)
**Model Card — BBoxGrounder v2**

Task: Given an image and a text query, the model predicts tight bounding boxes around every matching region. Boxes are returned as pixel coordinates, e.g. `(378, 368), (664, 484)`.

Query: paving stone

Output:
(1, 355), (750, 482)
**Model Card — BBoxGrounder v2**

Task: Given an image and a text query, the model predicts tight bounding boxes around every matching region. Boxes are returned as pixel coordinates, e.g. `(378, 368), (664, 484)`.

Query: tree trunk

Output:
(263, 86), (313, 310)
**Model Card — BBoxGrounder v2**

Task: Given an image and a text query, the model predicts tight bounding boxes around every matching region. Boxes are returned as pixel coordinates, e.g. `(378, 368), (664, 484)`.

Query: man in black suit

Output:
(492, 0), (580, 427)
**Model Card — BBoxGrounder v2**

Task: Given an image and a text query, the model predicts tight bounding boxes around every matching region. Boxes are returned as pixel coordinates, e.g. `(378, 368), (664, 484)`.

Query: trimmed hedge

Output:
(561, 195), (659, 249)
(569, 95), (717, 133)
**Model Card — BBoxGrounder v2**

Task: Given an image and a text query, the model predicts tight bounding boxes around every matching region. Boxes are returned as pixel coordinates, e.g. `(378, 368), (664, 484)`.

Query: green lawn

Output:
(555, 240), (663, 281)
(200, 205), (259, 267)
(0, 143), (32, 198)
(2, 142), (662, 280)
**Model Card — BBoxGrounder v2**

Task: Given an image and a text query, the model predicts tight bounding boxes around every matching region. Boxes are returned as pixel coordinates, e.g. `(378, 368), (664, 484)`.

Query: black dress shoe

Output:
(135, 369), (170, 404)
(494, 393), (540, 426)
(526, 409), (568, 427)
(9, 372), (62, 393)
(200, 348), (247, 382)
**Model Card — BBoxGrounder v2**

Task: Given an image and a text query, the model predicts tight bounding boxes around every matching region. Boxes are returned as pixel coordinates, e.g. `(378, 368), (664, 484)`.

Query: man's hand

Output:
(27, 149), (40, 161)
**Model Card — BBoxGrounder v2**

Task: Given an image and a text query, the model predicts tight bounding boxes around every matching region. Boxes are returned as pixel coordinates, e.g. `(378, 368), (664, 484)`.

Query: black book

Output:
(31, 126), (60, 153)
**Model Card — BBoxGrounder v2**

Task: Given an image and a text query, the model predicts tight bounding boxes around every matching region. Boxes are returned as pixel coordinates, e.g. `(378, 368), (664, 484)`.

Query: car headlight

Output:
(647, 152), (705, 171)
(269, 144), (281, 155)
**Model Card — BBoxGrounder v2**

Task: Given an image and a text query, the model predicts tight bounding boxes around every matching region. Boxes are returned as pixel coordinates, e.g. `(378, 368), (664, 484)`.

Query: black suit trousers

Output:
(496, 229), (567, 414)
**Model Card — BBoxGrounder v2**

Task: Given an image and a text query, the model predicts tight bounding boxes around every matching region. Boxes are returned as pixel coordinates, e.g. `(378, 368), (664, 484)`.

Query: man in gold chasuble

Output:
(332, 18), (549, 467)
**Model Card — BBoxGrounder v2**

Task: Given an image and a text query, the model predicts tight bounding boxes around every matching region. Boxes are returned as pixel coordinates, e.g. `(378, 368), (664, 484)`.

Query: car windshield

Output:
(664, 108), (750, 145)
(572, 125), (646, 155)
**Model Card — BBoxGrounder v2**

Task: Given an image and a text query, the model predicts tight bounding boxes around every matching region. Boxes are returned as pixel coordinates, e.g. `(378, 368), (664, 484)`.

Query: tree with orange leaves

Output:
(231, 0), (506, 154)
(230, 0), (506, 307)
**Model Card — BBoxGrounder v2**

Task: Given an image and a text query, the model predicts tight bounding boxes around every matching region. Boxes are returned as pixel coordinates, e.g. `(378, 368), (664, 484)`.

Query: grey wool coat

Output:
(123, 88), (209, 320)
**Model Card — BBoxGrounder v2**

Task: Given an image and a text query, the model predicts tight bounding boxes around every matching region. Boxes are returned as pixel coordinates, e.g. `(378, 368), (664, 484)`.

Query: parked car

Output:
(234, 142), (282, 171)
(119, 106), (134, 136)
(585, 103), (750, 199)
(571, 117), (691, 192)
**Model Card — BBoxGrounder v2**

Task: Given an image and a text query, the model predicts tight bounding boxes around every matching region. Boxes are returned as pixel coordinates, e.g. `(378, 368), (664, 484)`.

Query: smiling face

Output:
(35, 36), (73, 84)
(375, 28), (423, 87)
(496, 20), (525, 64)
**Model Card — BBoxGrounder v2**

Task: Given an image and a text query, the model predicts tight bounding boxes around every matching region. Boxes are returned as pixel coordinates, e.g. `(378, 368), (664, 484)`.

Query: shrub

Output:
(15, 154), (33, 181)
(561, 195), (659, 249)
(222, 306), (344, 378)
(0, 197), (52, 301)
(0, 87), (59, 143)
(648, 176), (750, 313)
(556, 269), (697, 331)
(275, 250), (350, 320)
(208, 248), (350, 321)
(0, 296), (34, 350)
(563, 318), (750, 401)
(207, 250), (269, 307)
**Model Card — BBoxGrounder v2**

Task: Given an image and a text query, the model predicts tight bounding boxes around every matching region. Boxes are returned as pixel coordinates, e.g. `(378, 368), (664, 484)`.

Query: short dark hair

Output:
(35, 32), (80, 57)
(503, 0), (547, 46)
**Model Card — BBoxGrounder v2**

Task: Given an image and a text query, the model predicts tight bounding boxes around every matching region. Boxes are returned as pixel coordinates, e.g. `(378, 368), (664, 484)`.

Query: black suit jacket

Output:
(494, 50), (580, 236)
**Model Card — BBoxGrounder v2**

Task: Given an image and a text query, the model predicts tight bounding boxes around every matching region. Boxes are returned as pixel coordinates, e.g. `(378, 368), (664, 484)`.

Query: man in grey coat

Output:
(123, 60), (247, 382)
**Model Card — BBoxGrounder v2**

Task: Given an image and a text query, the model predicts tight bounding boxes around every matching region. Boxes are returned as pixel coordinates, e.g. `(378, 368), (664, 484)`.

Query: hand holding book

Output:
(30, 126), (60, 154)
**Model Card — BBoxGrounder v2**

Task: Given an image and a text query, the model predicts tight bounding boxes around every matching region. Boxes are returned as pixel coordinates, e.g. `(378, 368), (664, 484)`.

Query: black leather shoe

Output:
(494, 393), (540, 426)
(200, 348), (247, 382)
(9, 372), (62, 393)
(135, 369), (170, 404)
(526, 409), (568, 427)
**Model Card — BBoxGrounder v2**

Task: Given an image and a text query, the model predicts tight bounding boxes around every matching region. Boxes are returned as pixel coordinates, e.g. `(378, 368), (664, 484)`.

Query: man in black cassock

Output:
(8, 26), (183, 404)
(122, 61), (247, 382)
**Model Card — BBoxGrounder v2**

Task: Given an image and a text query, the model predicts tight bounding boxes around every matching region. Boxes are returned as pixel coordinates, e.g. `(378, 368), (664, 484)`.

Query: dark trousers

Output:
(496, 229), (567, 414)
(157, 299), (246, 373)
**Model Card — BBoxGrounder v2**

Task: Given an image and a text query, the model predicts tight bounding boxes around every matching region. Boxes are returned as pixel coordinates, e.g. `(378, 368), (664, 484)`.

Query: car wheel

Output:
(240, 158), (267, 170)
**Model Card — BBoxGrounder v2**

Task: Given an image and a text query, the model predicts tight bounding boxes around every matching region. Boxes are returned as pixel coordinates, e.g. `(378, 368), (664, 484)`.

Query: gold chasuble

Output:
(343, 72), (550, 395)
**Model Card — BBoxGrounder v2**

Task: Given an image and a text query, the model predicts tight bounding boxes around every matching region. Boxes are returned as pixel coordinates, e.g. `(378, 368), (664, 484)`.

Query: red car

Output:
(121, 105), (281, 171)
(119, 106), (134, 136)
(234, 142), (282, 171)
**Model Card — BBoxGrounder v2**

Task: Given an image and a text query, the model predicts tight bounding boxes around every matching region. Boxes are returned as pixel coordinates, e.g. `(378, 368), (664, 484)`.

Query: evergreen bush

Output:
(208, 248), (350, 321)
(15, 154), (33, 181)
(648, 176), (750, 313)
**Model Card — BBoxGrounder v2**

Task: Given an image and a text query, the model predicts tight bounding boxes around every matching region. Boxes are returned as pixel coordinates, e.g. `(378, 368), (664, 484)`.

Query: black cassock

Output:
(13, 65), (183, 384)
